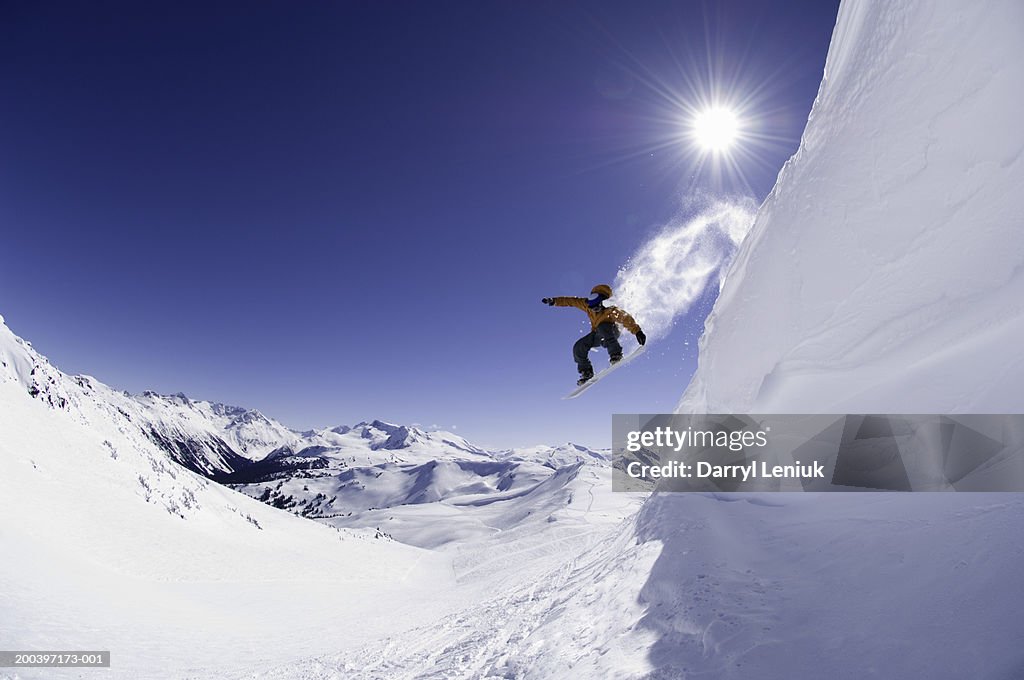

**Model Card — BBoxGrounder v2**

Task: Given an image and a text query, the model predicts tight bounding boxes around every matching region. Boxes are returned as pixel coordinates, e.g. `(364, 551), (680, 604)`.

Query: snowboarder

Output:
(542, 284), (646, 385)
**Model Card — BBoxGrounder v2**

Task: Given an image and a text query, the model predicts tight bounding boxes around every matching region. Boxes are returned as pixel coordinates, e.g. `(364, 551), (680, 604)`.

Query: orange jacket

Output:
(551, 297), (641, 334)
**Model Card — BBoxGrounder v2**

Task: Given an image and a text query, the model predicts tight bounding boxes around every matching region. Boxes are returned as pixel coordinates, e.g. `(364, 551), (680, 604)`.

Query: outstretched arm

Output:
(541, 296), (588, 311)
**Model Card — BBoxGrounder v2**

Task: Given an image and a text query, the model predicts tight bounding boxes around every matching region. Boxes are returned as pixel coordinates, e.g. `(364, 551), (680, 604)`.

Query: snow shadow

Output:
(631, 492), (1024, 679)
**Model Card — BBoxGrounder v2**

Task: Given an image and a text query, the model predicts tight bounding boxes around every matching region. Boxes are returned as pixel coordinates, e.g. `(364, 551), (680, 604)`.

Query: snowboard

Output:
(562, 345), (647, 400)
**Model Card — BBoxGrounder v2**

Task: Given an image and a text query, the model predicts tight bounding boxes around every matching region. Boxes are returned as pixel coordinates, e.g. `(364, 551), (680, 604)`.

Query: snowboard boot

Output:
(609, 352), (623, 365)
(577, 368), (594, 386)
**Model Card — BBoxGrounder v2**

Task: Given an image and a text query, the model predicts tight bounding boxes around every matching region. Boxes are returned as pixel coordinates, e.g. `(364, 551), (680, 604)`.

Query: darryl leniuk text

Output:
(622, 425), (824, 481)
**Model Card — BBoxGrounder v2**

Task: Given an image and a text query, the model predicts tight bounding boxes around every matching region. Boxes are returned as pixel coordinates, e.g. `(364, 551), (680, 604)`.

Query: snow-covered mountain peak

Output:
(360, 418), (401, 431)
(499, 442), (610, 469)
(0, 317), (34, 384)
(302, 419), (490, 458)
(0, 316), (74, 410)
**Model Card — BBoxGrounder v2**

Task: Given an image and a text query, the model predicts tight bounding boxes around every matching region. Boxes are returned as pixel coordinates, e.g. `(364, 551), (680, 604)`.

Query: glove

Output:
(635, 329), (647, 346)
(542, 298), (555, 306)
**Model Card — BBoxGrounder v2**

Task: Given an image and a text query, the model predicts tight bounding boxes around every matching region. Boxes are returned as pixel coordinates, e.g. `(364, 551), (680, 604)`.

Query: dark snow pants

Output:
(573, 322), (622, 375)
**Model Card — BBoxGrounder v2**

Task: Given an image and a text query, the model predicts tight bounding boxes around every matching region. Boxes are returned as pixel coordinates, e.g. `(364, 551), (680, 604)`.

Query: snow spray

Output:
(613, 195), (756, 341)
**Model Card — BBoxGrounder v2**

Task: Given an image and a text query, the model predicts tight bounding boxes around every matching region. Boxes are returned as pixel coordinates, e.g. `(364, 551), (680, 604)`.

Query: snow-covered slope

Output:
(321, 490), (1024, 680)
(680, 0), (1024, 414)
(0, 321), (300, 477)
(1, 313), (644, 678)
(1, 312), (618, 551)
(0, 316), (457, 679)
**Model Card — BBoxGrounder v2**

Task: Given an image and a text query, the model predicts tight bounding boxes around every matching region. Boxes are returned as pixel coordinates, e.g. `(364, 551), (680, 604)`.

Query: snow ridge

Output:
(680, 0), (1024, 414)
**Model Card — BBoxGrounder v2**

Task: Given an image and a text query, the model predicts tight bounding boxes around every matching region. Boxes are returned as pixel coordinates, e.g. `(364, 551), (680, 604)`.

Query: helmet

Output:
(591, 284), (613, 298)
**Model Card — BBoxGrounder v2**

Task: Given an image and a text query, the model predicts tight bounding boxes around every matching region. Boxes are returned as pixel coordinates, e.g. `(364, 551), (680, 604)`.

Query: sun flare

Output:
(692, 107), (740, 152)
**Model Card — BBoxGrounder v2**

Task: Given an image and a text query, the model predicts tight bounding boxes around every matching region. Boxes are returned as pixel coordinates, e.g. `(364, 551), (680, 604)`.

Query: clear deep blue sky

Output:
(1, 1), (839, 448)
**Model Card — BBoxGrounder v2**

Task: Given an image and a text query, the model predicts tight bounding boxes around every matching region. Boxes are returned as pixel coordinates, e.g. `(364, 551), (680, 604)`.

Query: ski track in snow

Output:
(222, 488), (644, 680)
(343, 560), (579, 679)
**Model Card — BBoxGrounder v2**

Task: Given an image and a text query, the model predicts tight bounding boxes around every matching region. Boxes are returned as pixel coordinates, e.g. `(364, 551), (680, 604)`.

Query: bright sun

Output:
(692, 107), (740, 152)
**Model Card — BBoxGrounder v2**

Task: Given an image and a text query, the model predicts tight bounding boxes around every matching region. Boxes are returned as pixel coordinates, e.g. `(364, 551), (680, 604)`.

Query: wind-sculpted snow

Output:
(680, 0), (1024, 414)
(613, 195), (755, 342)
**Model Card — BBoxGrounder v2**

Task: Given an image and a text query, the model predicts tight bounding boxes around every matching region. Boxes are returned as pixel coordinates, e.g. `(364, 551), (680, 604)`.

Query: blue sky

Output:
(1, 1), (839, 448)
